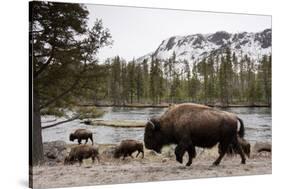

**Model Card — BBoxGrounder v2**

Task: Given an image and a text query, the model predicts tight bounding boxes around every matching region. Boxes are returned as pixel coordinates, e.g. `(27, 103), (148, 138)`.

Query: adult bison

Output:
(69, 129), (94, 145)
(144, 103), (246, 166)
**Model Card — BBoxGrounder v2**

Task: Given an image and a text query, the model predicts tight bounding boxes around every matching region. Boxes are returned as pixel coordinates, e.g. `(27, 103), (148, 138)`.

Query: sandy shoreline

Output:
(32, 146), (271, 189)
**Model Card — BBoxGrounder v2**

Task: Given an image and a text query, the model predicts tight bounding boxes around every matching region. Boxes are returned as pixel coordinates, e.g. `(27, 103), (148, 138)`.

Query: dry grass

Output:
(92, 120), (146, 127)
(33, 144), (271, 188)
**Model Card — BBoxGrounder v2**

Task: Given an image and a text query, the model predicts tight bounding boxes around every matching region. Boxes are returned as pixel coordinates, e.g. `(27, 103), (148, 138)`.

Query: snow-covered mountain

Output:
(137, 29), (271, 65)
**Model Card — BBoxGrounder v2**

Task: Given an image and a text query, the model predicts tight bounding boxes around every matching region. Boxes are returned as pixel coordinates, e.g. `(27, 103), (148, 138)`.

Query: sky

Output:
(86, 4), (271, 62)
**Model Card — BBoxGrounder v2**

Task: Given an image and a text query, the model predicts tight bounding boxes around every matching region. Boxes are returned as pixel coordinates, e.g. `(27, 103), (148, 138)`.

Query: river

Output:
(42, 107), (271, 144)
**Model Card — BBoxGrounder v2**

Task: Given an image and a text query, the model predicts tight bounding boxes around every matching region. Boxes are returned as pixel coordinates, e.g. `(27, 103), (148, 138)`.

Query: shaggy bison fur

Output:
(144, 103), (247, 166)
(69, 129), (93, 145)
(64, 145), (99, 165)
(114, 139), (144, 160)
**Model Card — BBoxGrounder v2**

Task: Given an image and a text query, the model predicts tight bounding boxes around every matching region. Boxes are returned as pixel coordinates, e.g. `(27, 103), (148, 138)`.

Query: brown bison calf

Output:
(114, 139), (144, 160)
(220, 137), (251, 158)
(69, 129), (93, 145)
(238, 137), (251, 158)
(64, 145), (100, 165)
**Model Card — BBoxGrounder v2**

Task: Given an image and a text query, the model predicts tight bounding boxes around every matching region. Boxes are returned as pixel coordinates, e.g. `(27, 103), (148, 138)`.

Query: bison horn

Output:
(147, 119), (156, 129)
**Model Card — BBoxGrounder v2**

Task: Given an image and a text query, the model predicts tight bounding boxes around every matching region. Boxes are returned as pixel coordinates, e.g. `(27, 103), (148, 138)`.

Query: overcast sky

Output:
(86, 4), (271, 61)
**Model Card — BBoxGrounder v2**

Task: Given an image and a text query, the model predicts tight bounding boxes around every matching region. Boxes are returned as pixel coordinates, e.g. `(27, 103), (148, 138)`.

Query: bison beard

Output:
(144, 103), (247, 166)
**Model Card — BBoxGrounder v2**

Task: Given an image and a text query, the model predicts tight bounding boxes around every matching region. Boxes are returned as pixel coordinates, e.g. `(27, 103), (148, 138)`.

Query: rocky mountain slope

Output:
(137, 29), (271, 66)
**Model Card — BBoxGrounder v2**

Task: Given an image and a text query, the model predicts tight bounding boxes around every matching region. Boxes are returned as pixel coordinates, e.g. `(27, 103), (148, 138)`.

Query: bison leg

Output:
(84, 138), (88, 144)
(213, 147), (226, 166)
(175, 139), (196, 166)
(78, 157), (83, 166)
(213, 140), (230, 166)
(232, 137), (246, 164)
(122, 154), (127, 160)
(175, 145), (185, 164)
(186, 145), (196, 166)
(90, 136), (94, 145)
(92, 155), (100, 164)
(136, 150), (144, 158)
(78, 139), (82, 144)
(136, 151), (140, 158)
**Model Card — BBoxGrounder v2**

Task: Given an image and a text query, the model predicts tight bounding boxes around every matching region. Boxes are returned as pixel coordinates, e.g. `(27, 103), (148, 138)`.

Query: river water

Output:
(42, 107), (271, 144)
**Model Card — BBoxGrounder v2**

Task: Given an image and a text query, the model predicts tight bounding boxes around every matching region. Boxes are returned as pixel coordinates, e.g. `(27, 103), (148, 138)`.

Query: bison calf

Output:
(64, 145), (100, 165)
(69, 129), (93, 145)
(240, 138), (251, 157)
(222, 137), (251, 158)
(114, 139), (144, 160)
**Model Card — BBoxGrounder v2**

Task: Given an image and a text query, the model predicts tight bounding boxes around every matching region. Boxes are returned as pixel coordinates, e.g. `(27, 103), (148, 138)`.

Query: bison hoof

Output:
(176, 158), (183, 164)
(241, 160), (246, 164)
(212, 161), (220, 166)
(186, 162), (192, 166)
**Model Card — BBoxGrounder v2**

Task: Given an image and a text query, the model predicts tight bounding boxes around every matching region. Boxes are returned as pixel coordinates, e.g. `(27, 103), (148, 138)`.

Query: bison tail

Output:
(237, 117), (245, 138)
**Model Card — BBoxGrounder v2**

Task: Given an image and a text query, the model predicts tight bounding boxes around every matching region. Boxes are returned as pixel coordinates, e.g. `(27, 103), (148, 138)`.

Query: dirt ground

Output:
(31, 144), (271, 189)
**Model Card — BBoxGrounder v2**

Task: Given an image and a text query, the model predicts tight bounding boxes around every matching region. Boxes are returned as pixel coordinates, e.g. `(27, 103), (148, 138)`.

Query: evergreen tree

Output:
(213, 55), (221, 101)
(183, 60), (191, 101)
(135, 63), (144, 103)
(239, 56), (246, 102)
(207, 56), (215, 103)
(198, 58), (208, 103)
(189, 63), (200, 102)
(31, 1), (111, 165)
(225, 47), (233, 103)
(142, 59), (150, 101)
(149, 57), (156, 104)
(128, 60), (136, 104)
(260, 55), (272, 105)
(155, 59), (165, 104)
(158, 69), (165, 103)
(232, 52), (240, 102)
(218, 48), (233, 105)
(255, 68), (264, 103)
(246, 60), (256, 105)
(121, 60), (129, 104)
(219, 55), (227, 104)
(110, 56), (122, 105)
(168, 52), (178, 102)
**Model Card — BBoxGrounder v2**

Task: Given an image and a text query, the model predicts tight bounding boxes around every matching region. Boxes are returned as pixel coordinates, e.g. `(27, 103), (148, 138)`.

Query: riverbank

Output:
(32, 143), (272, 188)
(82, 119), (146, 127)
(79, 103), (271, 108)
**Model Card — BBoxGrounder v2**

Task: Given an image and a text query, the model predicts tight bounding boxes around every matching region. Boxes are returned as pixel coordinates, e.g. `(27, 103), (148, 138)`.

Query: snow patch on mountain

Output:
(137, 29), (271, 67)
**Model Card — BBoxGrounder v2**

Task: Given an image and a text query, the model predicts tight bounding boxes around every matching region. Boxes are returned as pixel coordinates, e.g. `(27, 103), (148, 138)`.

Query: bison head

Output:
(243, 143), (251, 158)
(64, 156), (75, 165)
(69, 133), (75, 141)
(113, 147), (121, 158)
(144, 117), (163, 154)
